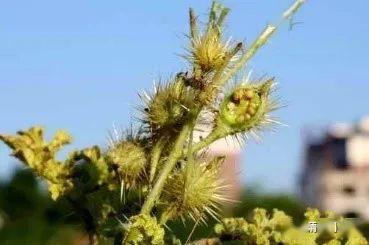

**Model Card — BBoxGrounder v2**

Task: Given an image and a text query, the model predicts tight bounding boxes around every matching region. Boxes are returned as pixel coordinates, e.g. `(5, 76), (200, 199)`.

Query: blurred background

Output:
(1, 0), (369, 243)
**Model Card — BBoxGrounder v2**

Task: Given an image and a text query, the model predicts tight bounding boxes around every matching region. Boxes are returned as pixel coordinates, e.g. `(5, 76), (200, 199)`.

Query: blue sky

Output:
(1, 0), (368, 193)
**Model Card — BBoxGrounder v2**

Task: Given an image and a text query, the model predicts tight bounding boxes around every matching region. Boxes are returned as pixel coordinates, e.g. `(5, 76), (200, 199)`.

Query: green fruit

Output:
(218, 79), (274, 132)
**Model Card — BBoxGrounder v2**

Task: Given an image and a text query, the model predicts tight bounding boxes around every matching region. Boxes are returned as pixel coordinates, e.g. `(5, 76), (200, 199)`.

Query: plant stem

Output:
(159, 211), (171, 225)
(283, 0), (306, 20)
(140, 124), (191, 215)
(149, 138), (165, 183)
(190, 126), (227, 154)
(212, 0), (306, 91)
(217, 25), (276, 89)
(67, 197), (97, 245)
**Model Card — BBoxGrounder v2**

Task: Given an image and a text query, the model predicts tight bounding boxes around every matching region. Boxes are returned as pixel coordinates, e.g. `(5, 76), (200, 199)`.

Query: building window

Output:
(342, 185), (355, 195)
(344, 211), (359, 219)
(329, 137), (348, 169)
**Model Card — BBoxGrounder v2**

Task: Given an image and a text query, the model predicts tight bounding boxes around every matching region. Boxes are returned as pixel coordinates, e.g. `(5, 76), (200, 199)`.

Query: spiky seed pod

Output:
(217, 78), (277, 134)
(123, 214), (164, 245)
(162, 157), (228, 223)
(190, 28), (229, 72)
(107, 141), (147, 188)
(187, 2), (234, 75)
(141, 78), (196, 136)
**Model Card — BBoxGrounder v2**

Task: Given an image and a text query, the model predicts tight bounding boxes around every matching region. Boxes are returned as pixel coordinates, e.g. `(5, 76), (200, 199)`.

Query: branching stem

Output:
(141, 123), (191, 215)
(190, 126), (227, 154)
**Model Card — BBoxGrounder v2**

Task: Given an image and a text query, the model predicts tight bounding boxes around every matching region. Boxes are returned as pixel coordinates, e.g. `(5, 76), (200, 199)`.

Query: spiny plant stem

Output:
(159, 211), (171, 225)
(190, 127), (227, 154)
(221, 25), (276, 85)
(149, 138), (165, 183)
(141, 123), (192, 215)
(185, 119), (198, 170)
(283, 0), (306, 19)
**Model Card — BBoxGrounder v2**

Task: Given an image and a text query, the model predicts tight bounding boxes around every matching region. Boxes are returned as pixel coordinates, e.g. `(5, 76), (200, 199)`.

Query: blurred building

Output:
(300, 117), (369, 219)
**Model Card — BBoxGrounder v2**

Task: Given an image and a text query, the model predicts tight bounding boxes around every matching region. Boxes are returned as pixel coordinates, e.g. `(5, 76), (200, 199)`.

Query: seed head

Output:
(190, 28), (229, 72)
(107, 141), (147, 188)
(162, 157), (229, 223)
(185, 1), (238, 76)
(140, 78), (197, 137)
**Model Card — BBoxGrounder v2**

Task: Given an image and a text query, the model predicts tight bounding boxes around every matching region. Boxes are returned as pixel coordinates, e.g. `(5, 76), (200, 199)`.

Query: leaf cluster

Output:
(214, 208), (368, 245)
